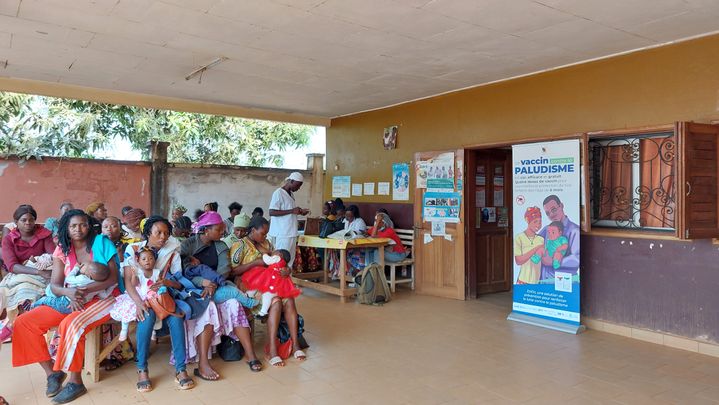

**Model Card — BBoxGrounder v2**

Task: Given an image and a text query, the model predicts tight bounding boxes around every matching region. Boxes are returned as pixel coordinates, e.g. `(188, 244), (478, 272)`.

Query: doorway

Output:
(466, 148), (513, 297)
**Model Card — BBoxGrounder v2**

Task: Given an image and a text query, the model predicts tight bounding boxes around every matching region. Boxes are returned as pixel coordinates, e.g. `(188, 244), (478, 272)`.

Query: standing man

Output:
(268, 172), (309, 267)
(537, 195), (580, 281)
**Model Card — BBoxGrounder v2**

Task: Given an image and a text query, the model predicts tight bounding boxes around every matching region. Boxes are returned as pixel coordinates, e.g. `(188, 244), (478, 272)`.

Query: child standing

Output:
(110, 247), (162, 341)
(242, 249), (301, 317)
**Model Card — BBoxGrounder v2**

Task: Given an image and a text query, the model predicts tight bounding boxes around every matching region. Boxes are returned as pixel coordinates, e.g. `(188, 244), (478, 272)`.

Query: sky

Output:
(95, 126), (326, 170)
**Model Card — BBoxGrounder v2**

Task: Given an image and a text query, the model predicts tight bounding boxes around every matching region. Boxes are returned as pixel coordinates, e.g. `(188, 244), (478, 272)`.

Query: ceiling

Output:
(1, 0), (719, 122)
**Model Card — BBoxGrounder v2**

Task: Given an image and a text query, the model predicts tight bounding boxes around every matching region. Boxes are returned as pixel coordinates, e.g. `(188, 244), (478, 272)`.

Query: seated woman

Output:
(122, 208), (146, 243)
(343, 205), (367, 234)
(85, 202), (108, 235)
(172, 216), (193, 243)
(12, 209), (119, 404)
(44, 202), (74, 243)
(230, 216), (306, 367)
(0, 204), (56, 341)
(367, 212), (408, 263)
(180, 211), (262, 374)
(123, 216), (196, 392)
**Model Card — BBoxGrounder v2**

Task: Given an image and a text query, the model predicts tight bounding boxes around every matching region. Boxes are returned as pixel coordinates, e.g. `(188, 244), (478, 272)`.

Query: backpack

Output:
(319, 218), (345, 238)
(354, 263), (392, 305)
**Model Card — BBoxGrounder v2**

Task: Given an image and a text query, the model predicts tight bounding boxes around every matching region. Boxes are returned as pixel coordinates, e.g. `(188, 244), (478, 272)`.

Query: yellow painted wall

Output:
(326, 34), (719, 203)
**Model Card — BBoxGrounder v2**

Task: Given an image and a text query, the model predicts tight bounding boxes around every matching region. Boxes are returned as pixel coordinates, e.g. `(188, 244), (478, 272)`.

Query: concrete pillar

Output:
(306, 153), (325, 216)
(148, 141), (170, 217)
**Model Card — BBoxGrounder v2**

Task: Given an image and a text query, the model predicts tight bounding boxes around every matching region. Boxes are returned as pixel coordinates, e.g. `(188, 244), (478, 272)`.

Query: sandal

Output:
(247, 359), (262, 372)
(269, 356), (284, 367)
(293, 350), (306, 361)
(136, 370), (152, 393)
(193, 368), (219, 381)
(175, 371), (195, 390)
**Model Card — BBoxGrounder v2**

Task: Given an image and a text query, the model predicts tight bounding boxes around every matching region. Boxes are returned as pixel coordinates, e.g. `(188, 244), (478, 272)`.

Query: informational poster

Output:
(363, 182), (375, 195)
(332, 176), (351, 198)
(427, 152), (454, 190)
(456, 159), (464, 191)
(430, 221), (445, 236)
(416, 161), (429, 189)
(498, 207), (509, 228)
(481, 207), (496, 223)
(352, 183), (363, 196)
(392, 163), (410, 200)
(423, 191), (461, 223)
(378, 182), (390, 195)
(510, 140), (581, 330)
(476, 167), (486, 207)
(494, 176), (504, 207)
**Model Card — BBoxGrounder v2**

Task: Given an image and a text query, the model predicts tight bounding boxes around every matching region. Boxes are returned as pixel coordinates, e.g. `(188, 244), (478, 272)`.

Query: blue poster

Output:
(423, 191), (461, 223)
(510, 140), (582, 330)
(392, 163), (409, 200)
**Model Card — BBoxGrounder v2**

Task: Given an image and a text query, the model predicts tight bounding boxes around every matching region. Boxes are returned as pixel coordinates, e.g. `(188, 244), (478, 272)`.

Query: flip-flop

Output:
(247, 359), (262, 372)
(269, 356), (284, 367)
(193, 368), (219, 381)
(293, 350), (306, 360)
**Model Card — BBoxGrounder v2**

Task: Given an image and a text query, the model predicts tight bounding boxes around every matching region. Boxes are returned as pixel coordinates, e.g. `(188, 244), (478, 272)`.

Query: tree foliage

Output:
(0, 92), (312, 166)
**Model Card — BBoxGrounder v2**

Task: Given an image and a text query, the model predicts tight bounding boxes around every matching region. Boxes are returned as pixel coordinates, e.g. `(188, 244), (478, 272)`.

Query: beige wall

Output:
(326, 34), (719, 203)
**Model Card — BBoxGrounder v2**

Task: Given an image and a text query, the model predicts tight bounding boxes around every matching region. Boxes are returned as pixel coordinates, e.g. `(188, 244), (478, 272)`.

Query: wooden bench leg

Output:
(84, 327), (101, 383)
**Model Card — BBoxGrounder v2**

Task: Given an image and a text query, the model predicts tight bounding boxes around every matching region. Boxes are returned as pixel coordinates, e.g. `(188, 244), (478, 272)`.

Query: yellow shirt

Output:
(514, 232), (544, 284)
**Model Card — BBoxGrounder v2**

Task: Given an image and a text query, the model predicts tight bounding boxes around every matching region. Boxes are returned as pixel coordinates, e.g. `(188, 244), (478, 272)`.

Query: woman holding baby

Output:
(12, 208), (120, 404)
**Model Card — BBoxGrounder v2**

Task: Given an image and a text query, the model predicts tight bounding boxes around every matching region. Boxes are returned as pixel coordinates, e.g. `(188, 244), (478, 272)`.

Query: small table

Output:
(294, 235), (391, 302)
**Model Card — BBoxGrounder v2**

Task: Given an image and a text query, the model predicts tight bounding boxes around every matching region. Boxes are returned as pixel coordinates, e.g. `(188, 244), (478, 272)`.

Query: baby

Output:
(111, 247), (165, 341)
(242, 249), (301, 318)
(532, 221), (569, 270)
(184, 260), (257, 309)
(32, 262), (112, 314)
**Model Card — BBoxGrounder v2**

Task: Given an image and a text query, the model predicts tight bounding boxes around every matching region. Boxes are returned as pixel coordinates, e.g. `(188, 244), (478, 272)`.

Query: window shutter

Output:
(579, 134), (591, 233)
(678, 122), (719, 239)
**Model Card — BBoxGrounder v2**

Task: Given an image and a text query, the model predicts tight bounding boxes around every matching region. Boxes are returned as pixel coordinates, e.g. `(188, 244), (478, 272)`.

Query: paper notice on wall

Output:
(426, 152), (455, 190)
(423, 234), (433, 244)
(378, 182), (390, 195)
(423, 191), (461, 223)
(332, 176), (351, 198)
(493, 186), (504, 207)
(392, 163), (410, 201)
(363, 182), (375, 195)
(456, 159), (463, 191)
(352, 183), (363, 196)
(431, 221), (445, 236)
(480, 207), (496, 223)
(476, 187), (486, 207)
(444, 234), (452, 241)
(498, 207), (509, 228)
(416, 161), (429, 189)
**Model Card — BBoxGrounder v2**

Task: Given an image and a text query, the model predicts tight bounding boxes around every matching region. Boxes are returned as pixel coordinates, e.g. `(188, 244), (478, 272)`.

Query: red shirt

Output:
(2, 225), (55, 272)
(368, 227), (406, 253)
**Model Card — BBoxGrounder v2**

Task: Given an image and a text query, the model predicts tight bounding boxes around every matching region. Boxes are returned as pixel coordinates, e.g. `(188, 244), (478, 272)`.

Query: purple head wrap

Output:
(192, 211), (224, 233)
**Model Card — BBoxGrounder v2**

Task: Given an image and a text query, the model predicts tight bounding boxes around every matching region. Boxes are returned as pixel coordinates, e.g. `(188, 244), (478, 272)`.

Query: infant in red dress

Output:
(241, 249), (301, 316)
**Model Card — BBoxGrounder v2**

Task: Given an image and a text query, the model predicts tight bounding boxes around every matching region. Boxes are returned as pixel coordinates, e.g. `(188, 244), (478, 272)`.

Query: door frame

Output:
(463, 133), (584, 298)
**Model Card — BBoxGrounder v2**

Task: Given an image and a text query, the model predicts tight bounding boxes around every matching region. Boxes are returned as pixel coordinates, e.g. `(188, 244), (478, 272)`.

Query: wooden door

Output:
(466, 149), (512, 296)
(413, 149), (466, 300)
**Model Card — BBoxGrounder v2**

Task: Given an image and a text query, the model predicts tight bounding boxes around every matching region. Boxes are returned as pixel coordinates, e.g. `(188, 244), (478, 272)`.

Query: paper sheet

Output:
(423, 234), (433, 244)
(363, 182), (375, 195)
(431, 221), (445, 236)
(443, 235), (452, 241)
(378, 182), (390, 195)
(352, 183), (363, 196)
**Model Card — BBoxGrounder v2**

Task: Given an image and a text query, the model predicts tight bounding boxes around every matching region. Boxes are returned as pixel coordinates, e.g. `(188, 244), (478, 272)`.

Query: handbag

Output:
(146, 252), (182, 321)
(277, 314), (309, 349)
(218, 335), (244, 362)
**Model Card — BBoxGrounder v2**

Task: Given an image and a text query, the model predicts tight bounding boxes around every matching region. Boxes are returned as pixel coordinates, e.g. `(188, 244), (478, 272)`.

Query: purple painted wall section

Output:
(582, 235), (719, 344)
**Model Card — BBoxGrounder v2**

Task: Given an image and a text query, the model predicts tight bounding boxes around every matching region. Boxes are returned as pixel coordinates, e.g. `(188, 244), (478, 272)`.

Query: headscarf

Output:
(172, 204), (187, 214)
(377, 212), (394, 230)
(85, 201), (104, 216)
(233, 212), (251, 228)
(123, 208), (146, 231)
(192, 211), (224, 233)
(139, 218), (148, 233)
(524, 206), (541, 222)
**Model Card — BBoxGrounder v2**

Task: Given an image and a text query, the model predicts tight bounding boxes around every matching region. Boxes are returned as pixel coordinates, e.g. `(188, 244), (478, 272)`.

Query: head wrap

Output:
(376, 212), (394, 230)
(85, 202), (104, 216)
(123, 208), (146, 231)
(524, 206), (541, 222)
(286, 172), (304, 183)
(192, 211), (224, 233)
(233, 212), (251, 228)
(172, 204), (187, 214)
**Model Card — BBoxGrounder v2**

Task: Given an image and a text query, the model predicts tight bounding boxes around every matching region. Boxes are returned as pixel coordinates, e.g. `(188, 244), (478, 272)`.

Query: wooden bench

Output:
(385, 229), (415, 292)
(84, 321), (134, 383)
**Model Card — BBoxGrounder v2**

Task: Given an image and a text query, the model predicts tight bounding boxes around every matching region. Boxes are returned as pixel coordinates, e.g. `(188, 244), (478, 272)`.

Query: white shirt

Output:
(344, 217), (367, 234)
(268, 188), (298, 238)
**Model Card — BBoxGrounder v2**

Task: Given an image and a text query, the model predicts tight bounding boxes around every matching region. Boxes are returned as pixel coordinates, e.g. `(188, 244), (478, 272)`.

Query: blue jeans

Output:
(368, 247), (408, 264)
(214, 284), (258, 309)
(135, 309), (187, 373)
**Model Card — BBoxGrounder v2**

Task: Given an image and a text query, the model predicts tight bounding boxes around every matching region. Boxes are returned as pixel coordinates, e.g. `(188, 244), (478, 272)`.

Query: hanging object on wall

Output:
(332, 176), (351, 198)
(392, 163), (410, 200)
(383, 125), (398, 150)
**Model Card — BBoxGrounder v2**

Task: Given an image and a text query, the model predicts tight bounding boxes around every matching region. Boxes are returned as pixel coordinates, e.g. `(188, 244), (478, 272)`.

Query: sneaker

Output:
(45, 371), (67, 398)
(51, 382), (87, 404)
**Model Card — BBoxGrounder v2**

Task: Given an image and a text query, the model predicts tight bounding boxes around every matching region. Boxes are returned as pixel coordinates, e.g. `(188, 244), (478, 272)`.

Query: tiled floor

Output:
(2, 290), (719, 404)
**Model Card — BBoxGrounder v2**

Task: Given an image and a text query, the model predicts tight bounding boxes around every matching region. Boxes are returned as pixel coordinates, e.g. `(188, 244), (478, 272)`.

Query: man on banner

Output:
(538, 195), (580, 281)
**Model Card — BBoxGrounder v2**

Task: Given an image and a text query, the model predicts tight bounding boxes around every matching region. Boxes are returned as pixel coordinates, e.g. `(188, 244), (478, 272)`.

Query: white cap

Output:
(286, 172), (304, 183)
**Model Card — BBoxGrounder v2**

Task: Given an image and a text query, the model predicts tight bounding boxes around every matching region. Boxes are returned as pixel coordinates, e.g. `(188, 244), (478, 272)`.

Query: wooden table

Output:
(294, 235), (391, 302)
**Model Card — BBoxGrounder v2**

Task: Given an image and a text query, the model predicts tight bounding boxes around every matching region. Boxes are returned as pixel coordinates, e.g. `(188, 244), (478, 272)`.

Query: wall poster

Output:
(392, 163), (410, 200)
(423, 191), (461, 223)
(426, 152), (454, 190)
(332, 176), (351, 198)
(509, 139), (583, 333)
